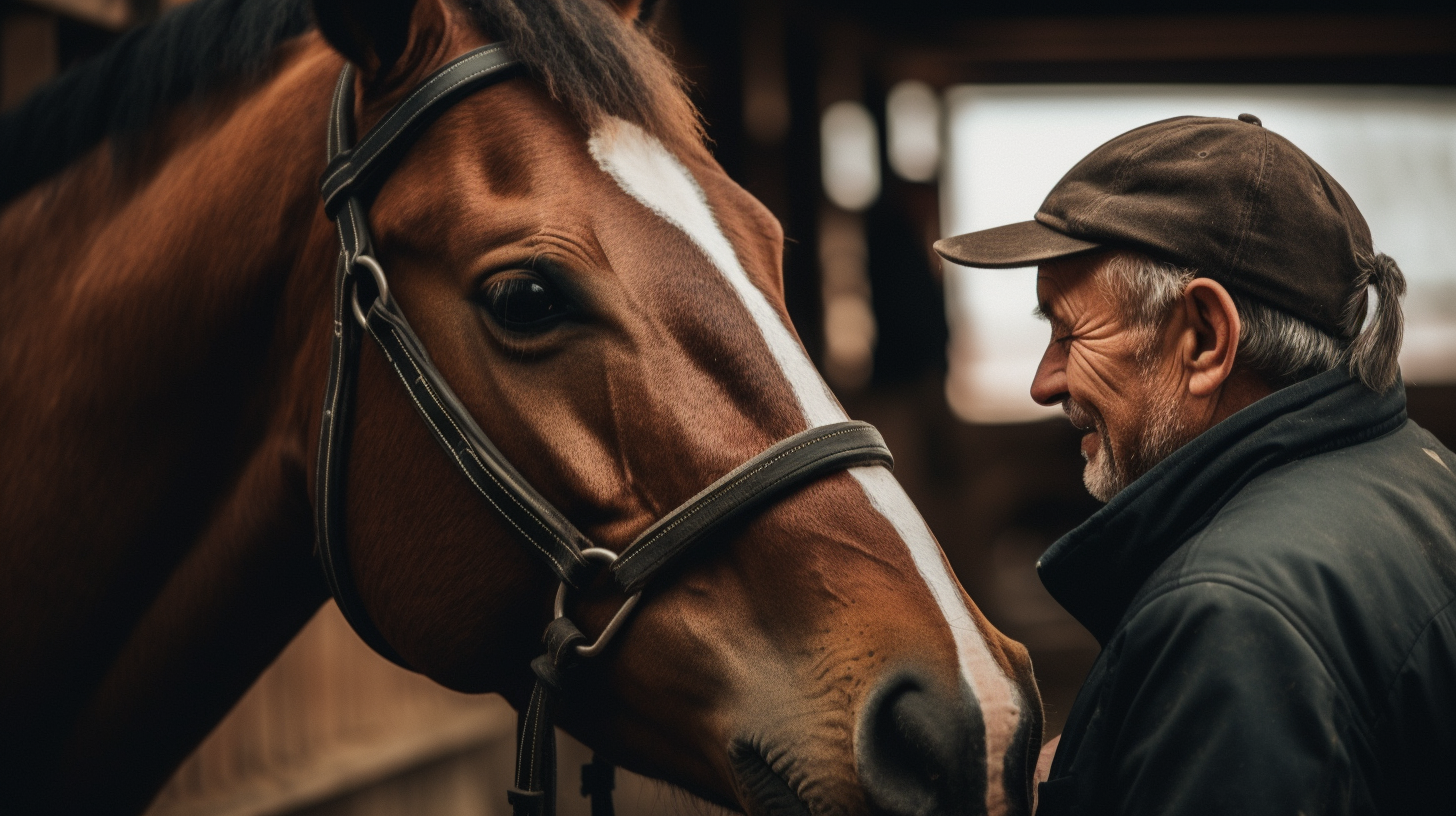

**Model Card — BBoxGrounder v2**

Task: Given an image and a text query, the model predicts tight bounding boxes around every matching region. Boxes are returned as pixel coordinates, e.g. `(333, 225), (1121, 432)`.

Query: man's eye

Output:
(478, 272), (572, 333)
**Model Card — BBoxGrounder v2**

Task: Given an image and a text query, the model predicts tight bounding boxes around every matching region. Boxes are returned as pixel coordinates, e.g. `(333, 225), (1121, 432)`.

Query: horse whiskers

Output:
(729, 737), (814, 816)
(726, 721), (868, 816)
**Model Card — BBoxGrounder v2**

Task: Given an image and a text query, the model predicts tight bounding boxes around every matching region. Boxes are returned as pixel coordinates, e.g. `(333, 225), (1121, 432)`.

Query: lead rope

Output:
(583, 756), (617, 816)
(317, 46), (893, 816)
(510, 546), (641, 816)
(508, 621), (620, 816)
(509, 618), (585, 816)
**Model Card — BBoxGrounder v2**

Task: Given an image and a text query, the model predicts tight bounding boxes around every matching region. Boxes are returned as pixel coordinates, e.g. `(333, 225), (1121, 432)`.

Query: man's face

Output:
(1030, 254), (1193, 502)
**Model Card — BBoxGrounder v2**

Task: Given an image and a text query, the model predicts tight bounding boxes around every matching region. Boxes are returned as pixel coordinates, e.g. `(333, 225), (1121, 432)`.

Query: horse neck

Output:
(0, 39), (343, 447)
(0, 38), (346, 809)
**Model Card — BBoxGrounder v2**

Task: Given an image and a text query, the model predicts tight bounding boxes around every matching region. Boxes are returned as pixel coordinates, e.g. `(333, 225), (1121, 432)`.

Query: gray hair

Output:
(1097, 250), (1407, 392)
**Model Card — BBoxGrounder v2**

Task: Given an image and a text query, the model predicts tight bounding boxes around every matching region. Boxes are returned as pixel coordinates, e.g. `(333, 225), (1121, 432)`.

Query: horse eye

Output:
(478, 272), (572, 332)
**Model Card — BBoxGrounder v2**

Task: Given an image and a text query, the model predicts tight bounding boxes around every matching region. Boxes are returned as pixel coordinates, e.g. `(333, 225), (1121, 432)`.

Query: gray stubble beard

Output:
(1066, 384), (1192, 503)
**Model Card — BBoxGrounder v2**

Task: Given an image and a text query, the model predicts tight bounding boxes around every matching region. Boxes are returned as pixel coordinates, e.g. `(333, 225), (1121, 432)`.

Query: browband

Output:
(321, 43), (521, 216)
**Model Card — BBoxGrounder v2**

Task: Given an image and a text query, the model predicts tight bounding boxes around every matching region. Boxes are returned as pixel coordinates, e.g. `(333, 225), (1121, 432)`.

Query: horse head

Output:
(304, 0), (1043, 812)
(306, 0), (1042, 812)
(0, 0), (1039, 810)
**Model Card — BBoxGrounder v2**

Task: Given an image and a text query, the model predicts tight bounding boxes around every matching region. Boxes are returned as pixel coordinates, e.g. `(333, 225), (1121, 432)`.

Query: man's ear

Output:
(313, 0), (422, 80)
(1181, 278), (1241, 397)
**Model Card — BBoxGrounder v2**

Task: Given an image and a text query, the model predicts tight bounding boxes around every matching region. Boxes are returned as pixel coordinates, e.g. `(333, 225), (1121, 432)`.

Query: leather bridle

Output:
(314, 44), (894, 816)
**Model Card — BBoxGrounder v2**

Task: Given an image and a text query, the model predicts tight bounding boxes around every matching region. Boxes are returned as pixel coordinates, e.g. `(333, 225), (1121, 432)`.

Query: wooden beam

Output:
(2, 10), (58, 108)
(21, 0), (129, 30)
(885, 15), (1456, 85)
(949, 15), (1455, 63)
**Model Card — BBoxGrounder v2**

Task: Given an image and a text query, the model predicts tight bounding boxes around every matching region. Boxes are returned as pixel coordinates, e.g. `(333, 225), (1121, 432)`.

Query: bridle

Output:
(315, 43), (894, 816)
(314, 44), (893, 816)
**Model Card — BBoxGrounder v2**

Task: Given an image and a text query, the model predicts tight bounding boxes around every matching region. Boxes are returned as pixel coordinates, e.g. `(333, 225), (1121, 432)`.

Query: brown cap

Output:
(933, 114), (1374, 337)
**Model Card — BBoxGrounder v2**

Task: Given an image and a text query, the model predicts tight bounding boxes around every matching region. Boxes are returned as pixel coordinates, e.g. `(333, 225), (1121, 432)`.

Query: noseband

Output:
(315, 45), (893, 816)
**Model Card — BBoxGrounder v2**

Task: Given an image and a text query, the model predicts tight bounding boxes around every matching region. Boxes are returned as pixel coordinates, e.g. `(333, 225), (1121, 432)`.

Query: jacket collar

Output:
(1037, 369), (1407, 644)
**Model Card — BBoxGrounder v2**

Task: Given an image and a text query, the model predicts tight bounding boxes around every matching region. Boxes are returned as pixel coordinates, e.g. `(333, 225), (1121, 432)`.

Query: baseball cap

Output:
(932, 113), (1374, 338)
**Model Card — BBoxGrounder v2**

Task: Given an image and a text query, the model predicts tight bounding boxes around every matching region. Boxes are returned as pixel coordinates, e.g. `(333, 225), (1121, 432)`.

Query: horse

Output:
(0, 0), (1041, 812)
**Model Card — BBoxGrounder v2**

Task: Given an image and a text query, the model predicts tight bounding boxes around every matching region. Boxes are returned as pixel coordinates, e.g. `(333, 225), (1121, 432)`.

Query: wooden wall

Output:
(144, 603), (724, 816)
(144, 602), (516, 816)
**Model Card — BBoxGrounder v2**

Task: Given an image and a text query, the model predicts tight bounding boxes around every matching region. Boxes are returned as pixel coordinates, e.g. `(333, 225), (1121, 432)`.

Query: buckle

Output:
(552, 548), (642, 659)
(348, 254), (390, 328)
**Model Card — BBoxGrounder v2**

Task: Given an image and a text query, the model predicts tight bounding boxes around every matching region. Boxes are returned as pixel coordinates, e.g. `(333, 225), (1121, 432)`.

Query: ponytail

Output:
(1344, 252), (1406, 393)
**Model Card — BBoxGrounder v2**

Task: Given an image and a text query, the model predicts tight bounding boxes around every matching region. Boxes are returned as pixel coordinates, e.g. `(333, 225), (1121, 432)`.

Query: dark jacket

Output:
(1036, 369), (1456, 816)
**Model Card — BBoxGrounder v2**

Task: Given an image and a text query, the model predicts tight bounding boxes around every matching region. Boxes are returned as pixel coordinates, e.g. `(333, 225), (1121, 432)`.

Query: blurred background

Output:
(5, 0), (1453, 812)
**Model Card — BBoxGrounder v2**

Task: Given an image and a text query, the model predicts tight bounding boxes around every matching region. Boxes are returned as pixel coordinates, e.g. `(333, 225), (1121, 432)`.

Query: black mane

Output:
(0, 0), (312, 203)
(0, 0), (697, 205)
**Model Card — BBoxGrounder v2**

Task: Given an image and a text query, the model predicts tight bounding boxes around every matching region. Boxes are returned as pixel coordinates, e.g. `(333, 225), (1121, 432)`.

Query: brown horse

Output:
(0, 0), (1041, 813)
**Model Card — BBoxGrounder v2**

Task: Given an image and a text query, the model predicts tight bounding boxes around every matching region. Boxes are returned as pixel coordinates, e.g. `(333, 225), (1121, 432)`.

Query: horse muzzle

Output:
(856, 669), (987, 816)
(726, 667), (989, 816)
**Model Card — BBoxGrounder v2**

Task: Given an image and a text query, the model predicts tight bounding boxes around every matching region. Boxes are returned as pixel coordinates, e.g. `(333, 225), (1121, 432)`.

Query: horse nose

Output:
(856, 670), (987, 816)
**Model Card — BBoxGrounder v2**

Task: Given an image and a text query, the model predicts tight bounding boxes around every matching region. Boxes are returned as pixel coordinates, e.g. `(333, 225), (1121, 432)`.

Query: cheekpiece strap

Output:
(314, 246), (407, 667)
(510, 677), (558, 816)
(362, 299), (597, 585)
(314, 63), (406, 668)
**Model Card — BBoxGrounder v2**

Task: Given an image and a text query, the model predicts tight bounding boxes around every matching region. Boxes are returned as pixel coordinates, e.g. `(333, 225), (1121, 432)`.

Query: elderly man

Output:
(935, 114), (1456, 815)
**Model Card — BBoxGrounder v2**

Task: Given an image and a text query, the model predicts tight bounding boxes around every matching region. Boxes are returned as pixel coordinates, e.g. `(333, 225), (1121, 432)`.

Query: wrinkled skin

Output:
(1030, 252), (1272, 501)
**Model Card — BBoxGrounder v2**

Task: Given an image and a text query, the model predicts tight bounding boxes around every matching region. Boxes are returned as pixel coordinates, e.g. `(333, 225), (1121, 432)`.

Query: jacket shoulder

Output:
(1138, 420), (1456, 719)
(1161, 421), (1456, 591)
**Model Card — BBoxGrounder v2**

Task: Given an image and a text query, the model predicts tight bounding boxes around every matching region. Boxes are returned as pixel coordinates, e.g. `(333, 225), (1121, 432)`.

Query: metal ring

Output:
(553, 547), (643, 658)
(349, 255), (390, 329)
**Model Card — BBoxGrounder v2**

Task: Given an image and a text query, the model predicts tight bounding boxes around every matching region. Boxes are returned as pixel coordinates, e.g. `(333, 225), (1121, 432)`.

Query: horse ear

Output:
(312, 0), (419, 78)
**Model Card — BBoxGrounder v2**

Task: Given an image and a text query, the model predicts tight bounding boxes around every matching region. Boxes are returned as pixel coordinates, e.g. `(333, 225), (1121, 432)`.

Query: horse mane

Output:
(0, 0), (701, 205)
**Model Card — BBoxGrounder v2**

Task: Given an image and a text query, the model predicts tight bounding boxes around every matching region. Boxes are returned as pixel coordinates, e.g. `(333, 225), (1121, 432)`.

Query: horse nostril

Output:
(856, 671), (988, 816)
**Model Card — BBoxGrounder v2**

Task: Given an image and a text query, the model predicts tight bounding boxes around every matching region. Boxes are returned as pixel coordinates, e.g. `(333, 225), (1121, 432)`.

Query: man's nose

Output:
(1030, 341), (1068, 406)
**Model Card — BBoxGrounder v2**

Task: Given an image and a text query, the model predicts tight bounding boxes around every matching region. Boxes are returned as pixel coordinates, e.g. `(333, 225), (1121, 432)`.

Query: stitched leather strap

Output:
(315, 248), (411, 667)
(314, 65), (410, 667)
(611, 421), (893, 594)
(582, 756), (616, 816)
(510, 674), (559, 816)
(364, 301), (596, 586)
(321, 44), (521, 216)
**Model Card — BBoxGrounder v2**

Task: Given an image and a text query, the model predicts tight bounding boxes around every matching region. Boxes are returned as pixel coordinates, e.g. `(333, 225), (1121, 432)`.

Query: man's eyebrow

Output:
(1032, 301), (1054, 322)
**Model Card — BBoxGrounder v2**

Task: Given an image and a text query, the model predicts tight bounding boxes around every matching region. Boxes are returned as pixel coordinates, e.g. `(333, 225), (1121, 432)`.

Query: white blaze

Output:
(589, 118), (1022, 812)
(588, 120), (842, 427)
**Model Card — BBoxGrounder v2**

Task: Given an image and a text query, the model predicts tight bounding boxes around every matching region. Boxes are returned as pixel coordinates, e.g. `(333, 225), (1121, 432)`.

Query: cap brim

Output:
(933, 220), (1103, 269)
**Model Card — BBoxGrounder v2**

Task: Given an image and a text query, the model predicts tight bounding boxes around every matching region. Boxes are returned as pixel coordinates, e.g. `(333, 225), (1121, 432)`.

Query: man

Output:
(935, 114), (1456, 815)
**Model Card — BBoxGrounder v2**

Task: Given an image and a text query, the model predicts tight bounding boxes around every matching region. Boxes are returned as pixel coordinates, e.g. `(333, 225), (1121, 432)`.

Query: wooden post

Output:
(1, 9), (58, 109)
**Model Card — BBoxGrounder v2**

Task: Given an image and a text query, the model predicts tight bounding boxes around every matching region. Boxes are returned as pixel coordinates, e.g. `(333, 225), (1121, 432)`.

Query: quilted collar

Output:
(1037, 368), (1408, 644)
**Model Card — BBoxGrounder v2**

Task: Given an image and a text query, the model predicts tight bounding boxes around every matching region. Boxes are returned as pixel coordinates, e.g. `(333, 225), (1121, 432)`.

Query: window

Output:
(941, 86), (1456, 423)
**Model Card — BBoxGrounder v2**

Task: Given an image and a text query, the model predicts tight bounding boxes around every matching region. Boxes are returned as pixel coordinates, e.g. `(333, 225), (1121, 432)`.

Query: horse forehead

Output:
(586, 119), (775, 287)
